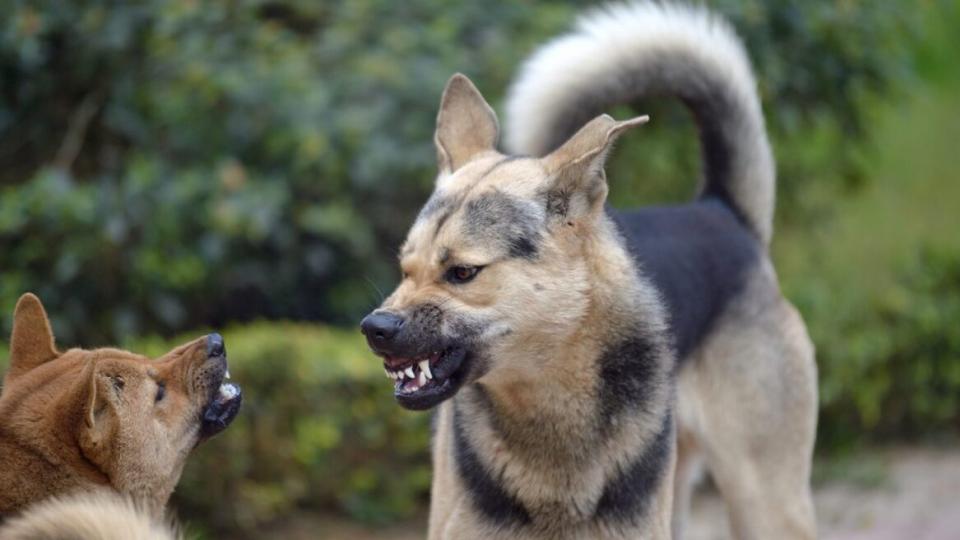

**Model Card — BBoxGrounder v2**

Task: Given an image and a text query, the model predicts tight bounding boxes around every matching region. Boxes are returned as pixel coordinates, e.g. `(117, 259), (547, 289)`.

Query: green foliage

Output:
(810, 248), (960, 448)
(0, 0), (921, 344)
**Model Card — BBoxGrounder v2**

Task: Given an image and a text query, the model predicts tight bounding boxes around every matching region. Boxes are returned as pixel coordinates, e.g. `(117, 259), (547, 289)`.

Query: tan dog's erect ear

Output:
(82, 361), (118, 433)
(434, 73), (499, 174)
(8, 293), (59, 379)
(541, 114), (648, 220)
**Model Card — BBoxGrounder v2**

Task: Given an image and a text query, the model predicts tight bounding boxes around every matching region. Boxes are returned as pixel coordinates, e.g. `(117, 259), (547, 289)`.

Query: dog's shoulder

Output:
(609, 199), (763, 358)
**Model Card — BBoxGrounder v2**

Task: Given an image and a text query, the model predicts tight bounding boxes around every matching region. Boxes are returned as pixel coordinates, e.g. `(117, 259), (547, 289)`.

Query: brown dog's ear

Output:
(8, 293), (59, 379)
(434, 73), (499, 174)
(82, 361), (120, 431)
(541, 114), (648, 221)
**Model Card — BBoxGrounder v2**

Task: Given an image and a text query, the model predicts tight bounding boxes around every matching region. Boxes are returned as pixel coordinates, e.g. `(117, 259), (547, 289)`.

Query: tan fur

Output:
(0, 492), (178, 540)
(373, 75), (678, 538)
(675, 262), (817, 539)
(372, 67), (817, 540)
(0, 294), (226, 518)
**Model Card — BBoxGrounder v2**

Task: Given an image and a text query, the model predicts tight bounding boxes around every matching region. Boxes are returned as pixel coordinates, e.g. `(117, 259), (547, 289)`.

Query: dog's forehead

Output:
(92, 347), (153, 364)
(402, 158), (546, 265)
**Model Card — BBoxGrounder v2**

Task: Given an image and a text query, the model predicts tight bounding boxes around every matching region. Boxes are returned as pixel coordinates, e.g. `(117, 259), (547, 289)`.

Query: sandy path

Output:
(688, 448), (960, 540)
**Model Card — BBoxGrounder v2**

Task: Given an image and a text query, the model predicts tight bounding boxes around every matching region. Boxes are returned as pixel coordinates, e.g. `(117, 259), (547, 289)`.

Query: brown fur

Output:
(0, 293), (233, 521)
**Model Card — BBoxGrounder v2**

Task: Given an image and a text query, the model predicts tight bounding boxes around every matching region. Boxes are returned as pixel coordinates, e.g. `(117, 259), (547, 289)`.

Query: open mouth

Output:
(200, 361), (242, 437)
(381, 347), (468, 410)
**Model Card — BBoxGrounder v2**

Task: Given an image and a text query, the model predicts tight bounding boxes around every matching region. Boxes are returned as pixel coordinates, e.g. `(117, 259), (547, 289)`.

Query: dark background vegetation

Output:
(1, 0), (958, 537)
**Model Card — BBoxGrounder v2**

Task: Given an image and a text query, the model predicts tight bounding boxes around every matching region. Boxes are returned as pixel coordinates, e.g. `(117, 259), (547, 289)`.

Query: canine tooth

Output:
(405, 366), (415, 378)
(420, 360), (432, 379)
(419, 371), (427, 386)
(225, 368), (231, 379)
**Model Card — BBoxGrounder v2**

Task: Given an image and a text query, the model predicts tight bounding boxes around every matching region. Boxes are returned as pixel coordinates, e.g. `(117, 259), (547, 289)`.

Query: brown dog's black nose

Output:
(360, 312), (404, 346)
(207, 333), (225, 357)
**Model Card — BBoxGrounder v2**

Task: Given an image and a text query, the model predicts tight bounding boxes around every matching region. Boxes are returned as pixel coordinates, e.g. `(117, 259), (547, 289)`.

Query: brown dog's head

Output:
(0, 294), (241, 513)
(360, 74), (646, 410)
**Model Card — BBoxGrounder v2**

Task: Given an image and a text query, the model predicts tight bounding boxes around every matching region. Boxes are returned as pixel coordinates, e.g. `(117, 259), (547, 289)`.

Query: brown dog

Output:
(0, 293), (241, 524)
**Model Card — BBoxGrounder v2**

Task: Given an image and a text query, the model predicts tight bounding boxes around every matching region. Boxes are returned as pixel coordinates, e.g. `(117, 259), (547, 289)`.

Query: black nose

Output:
(360, 312), (404, 345)
(207, 333), (225, 357)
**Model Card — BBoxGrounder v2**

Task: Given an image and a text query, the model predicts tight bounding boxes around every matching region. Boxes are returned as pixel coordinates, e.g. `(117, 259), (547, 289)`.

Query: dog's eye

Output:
(111, 375), (125, 392)
(155, 382), (166, 403)
(446, 265), (481, 284)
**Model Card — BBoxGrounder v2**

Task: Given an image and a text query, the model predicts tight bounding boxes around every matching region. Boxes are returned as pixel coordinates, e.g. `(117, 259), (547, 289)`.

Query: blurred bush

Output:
(803, 248), (960, 449)
(0, 0), (919, 344)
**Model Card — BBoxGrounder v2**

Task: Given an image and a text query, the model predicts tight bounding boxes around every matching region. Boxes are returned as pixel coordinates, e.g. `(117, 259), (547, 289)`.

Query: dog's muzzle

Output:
(361, 312), (471, 410)
(199, 333), (242, 437)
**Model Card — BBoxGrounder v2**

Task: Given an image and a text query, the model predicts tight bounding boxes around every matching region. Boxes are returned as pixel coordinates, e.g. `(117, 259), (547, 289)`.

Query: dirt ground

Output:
(267, 447), (960, 540)
(687, 448), (960, 540)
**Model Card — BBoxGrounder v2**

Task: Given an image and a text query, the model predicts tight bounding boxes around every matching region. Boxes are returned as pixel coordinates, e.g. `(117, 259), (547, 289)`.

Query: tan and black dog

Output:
(0, 293), (241, 536)
(361, 3), (817, 539)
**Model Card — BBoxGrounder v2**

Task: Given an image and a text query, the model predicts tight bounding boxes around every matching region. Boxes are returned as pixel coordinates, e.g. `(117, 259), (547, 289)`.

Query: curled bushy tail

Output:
(505, 2), (776, 244)
(0, 493), (179, 540)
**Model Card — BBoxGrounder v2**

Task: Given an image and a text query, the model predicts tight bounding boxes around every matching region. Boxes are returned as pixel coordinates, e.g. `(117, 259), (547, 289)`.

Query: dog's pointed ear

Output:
(541, 114), (648, 221)
(82, 361), (120, 431)
(8, 293), (59, 379)
(434, 73), (499, 174)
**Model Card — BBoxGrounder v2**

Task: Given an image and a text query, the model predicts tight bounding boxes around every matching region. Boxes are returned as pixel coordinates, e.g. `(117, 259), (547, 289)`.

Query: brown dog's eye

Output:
(111, 376), (125, 392)
(446, 265), (482, 285)
(155, 382), (166, 402)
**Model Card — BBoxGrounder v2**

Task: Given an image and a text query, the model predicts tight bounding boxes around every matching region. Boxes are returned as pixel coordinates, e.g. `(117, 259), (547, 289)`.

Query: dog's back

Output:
(0, 493), (178, 540)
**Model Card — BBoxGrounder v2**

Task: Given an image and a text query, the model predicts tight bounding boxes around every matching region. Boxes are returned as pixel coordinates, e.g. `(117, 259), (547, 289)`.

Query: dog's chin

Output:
(200, 358), (242, 438)
(381, 347), (471, 411)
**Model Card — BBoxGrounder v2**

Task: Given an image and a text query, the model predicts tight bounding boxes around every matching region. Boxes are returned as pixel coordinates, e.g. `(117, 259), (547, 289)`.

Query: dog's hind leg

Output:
(680, 266), (818, 540)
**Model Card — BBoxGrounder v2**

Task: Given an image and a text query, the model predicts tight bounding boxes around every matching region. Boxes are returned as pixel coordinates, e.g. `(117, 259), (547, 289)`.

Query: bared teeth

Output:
(419, 360), (432, 379)
(405, 366), (415, 379)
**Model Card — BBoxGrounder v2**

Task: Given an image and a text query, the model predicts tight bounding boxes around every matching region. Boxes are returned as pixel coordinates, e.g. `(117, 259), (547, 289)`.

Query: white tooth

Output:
(405, 366), (415, 379)
(384, 368), (391, 379)
(218, 383), (238, 400)
(391, 371), (399, 380)
(225, 369), (231, 379)
(396, 370), (404, 380)
(420, 360), (432, 379)
(419, 371), (427, 386)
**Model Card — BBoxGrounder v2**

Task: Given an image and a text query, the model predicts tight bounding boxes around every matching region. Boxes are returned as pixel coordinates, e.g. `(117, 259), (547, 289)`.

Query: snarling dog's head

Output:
(0, 294), (241, 515)
(361, 74), (646, 410)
